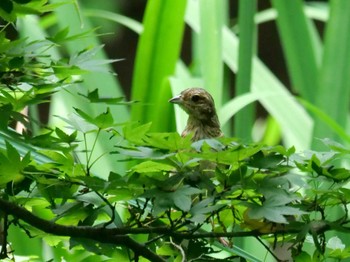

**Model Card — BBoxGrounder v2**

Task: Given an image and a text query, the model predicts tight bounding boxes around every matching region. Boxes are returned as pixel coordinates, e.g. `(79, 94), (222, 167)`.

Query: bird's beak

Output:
(168, 94), (182, 104)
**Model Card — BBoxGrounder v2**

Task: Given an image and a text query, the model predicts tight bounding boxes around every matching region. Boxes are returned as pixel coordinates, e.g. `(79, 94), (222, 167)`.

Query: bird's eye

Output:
(191, 95), (201, 102)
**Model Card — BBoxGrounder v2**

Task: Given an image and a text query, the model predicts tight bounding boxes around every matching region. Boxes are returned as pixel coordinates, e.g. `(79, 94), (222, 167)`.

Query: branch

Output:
(0, 198), (341, 261)
(0, 198), (165, 262)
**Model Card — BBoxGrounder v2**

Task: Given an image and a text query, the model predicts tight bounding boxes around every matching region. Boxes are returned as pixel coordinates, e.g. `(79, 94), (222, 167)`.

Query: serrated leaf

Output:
(69, 45), (122, 73)
(190, 197), (225, 223)
(123, 122), (152, 145)
(191, 138), (225, 152)
(178, 185), (203, 196)
(55, 127), (77, 143)
(73, 107), (95, 124)
(144, 132), (190, 151)
(20, 151), (31, 168)
(55, 113), (96, 133)
(249, 151), (285, 169)
(77, 176), (108, 191)
(94, 108), (114, 129)
(48, 27), (70, 43)
(0, 142), (25, 185)
(132, 161), (174, 173)
(173, 192), (192, 211)
(6, 140), (20, 163)
(248, 204), (306, 224)
(321, 138), (350, 154)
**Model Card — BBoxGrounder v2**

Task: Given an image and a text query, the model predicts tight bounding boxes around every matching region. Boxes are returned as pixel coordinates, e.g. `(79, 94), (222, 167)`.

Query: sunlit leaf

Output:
(132, 161), (174, 173)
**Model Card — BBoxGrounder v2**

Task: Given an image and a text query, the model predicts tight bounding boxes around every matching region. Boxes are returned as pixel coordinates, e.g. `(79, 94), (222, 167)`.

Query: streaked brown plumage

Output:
(169, 88), (223, 141)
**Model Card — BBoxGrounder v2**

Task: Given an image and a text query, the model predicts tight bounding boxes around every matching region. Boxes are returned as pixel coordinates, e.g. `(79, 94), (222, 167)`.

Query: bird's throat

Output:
(182, 115), (222, 141)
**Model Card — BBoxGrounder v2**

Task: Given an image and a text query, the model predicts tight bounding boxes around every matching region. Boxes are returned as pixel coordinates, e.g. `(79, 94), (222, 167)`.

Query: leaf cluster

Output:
(2, 107), (350, 261)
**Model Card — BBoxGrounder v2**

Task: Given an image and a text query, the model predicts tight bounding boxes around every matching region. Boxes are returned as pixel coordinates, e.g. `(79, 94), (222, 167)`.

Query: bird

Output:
(168, 88), (223, 185)
(169, 88), (229, 247)
(168, 88), (223, 141)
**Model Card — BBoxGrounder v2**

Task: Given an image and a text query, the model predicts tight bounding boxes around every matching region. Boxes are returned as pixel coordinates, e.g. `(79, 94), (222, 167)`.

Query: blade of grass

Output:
(222, 27), (312, 149)
(130, 0), (187, 132)
(313, 0), (350, 147)
(197, 0), (225, 107)
(254, 5), (329, 26)
(271, 0), (320, 103)
(219, 92), (263, 126)
(84, 9), (143, 34)
(234, 0), (256, 141)
(299, 99), (350, 145)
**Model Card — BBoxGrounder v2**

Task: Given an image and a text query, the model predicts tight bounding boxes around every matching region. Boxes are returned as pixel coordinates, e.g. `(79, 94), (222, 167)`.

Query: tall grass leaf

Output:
(84, 9), (143, 34)
(271, 0), (319, 103)
(130, 0), (187, 132)
(222, 27), (312, 149)
(197, 0), (225, 106)
(234, 0), (256, 140)
(300, 99), (350, 145)
(313, 0), (350, 147)
(219, 92), (261, 126)
(254, 5), (328, 27)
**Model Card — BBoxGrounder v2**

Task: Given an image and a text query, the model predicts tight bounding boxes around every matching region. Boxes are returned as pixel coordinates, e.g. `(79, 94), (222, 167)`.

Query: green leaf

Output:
(123, 122), (152, 145)
(248, 151), (285, 169)
(69, 45), (122, 73)
(74, 107), (114, 129)
(329, 246), (350, 260)
(6, 140), (21, 164)
(77, 176), (108, 192)
(172, 186), (203, 211)
(132, 161), (174, 173)
(93, 108), (114, 129)
(55, 114), (96, 134)
(173, 191), (192, 212)
(190, 198), (225, 223)
(8, 56), (24, 69)
(48, 27), (70, 43)
(0, 141), (27, 185)
(248, 204), (305, 224)
(145, 132), (191, 151)
(55, 128), (77, 143)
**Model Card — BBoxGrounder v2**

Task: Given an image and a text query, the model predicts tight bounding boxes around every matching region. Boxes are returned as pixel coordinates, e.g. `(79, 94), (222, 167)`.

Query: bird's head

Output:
(169, 88), (223, 140)
(169, 88), (217, 121)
